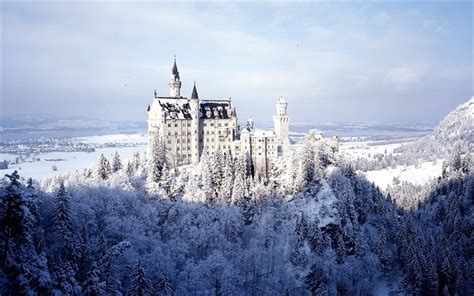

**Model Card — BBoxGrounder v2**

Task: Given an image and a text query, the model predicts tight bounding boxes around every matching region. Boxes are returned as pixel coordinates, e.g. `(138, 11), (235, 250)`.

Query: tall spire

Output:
(172, 55), (180, 80)
(191, 81), (199, 99)
(169, 56), (182, 97)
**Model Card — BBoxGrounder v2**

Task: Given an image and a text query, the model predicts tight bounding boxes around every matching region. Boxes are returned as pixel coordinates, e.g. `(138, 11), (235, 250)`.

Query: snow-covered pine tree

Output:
(1, 171), (23, 267)
(461, 153), (471, 175)
(132, 151), (142, 172)
(305, 263), (328, 296)
(127, 261), (155, 296)
(82, 261), (105, 296)
(294, 213), (309, 248)
(126, 160), (134, 176)
(294, 141), (315, 192)
(0, 171), (53, 294)
(99, 240), (131, 294)
(211, 148), (224, 195)
(52, 182), (77, 262)
(98, 153), (112, 180)
(112, 151), (122, 173)
(97, 231), (108, 260)
(77, 226), (92, 283)
(147, 136), (167, 187)
(220, 151), (234, 202)
(159, 161), (175, 197)
(156, 277), (175, 296)
(231, 155), (246, 205)
(54, 259), (80, 295)
(200, 150), (217, 205)
(308, 216), (323, 255)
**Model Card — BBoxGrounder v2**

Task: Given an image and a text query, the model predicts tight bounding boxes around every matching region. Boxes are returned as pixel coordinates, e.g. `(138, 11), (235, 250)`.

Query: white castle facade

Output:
(146, 59), (290, 175)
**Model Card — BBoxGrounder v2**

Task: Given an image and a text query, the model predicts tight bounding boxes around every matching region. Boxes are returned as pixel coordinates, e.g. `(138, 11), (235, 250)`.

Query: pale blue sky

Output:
(1, 2), (472, 123)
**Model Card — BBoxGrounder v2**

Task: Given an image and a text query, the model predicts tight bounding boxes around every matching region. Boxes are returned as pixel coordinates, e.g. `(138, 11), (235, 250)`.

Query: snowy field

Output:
(364, 160), (442, 190)
(340, 139), (443, 190)
(0, 133), (147, 181)
(339, 140), (408, 158)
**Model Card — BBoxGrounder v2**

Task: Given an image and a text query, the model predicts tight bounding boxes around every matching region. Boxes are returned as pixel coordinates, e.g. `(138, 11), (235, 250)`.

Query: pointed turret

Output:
(172, 57), (180, 80)
(169, 56), (182, 97)
(191, 81), (199, 100)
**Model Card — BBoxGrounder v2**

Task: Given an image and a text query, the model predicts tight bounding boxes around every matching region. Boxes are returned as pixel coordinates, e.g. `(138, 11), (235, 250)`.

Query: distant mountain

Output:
(395, 97), (473, 157)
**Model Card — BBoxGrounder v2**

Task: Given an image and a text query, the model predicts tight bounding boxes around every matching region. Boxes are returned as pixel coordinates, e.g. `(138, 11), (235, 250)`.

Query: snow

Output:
(340, 141), (406, 159)
(364, 160), (443, 190)
(0, 133), (147, 181)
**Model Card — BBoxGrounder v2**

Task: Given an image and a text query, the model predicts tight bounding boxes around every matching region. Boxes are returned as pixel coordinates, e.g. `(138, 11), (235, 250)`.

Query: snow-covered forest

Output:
(1, 133), (472, 295)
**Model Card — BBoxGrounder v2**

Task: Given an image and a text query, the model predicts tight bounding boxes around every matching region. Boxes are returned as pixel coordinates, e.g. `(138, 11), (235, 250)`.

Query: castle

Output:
(146, 58), (290, 175)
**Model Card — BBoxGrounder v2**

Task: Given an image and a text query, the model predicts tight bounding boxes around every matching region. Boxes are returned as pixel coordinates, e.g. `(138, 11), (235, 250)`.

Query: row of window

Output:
(203, 122), (230, 127)
(166, 130), (232, 136)
(255, 138), (275, 142)
(167, 122), (231, 128)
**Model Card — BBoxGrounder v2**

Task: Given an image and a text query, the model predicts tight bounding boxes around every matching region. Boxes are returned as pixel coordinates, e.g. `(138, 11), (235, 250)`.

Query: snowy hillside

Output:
(395, 97), (473, 157)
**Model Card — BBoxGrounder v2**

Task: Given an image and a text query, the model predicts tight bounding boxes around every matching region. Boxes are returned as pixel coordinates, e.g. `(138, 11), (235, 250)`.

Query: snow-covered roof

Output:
(157, 98), (192, 120)
(199, 100), (234, 119)
(154, 97), (236, 120)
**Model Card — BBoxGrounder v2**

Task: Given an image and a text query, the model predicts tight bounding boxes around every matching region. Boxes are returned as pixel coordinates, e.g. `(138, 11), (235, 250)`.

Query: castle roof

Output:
(157, 98), (192, 120)
(199, 100), (234, 119)
(153, 97), (235, 120)
(191, 82), (199, 99)
(172, 58), (180, 80)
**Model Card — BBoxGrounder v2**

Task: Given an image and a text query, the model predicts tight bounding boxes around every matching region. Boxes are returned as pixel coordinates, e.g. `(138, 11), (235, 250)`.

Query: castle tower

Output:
(273, 97), (290, 150)
(169, 57), (182, 97)
(190, 81), (200, 165)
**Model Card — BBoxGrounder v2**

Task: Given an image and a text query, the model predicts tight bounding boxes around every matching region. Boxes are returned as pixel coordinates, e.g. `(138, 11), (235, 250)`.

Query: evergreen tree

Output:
(77, 226), (92, 282)
(52, 182), (76, 261)
(147, 137), (166, 185)
(461, 153), (471, 175)
(97, 231), (108, 260)
(156, 277), (175, 296)
(159, 161), (175, 197)
(132, 151), (142, 172)
(98, 154), (112, 180)
(99, 241), (131, 294)
(126, 161), (134, 176)
(295, 213), (309, 248)
(127, 261), (154, 296)
(1, 171), (23, 267)
(451, 148), (463, 172)
(305, 263), (328, 296)
(112, 151), (123, 173)
(0, 171), (53, 294)
(308, 216), (323, 254)
(200, 151), (216, 205)
(220, 151), (234, 202)
(54, 260), (80, 295)
(231, 156), (246, 205)
(294, 141), (315, 192)
(82, 261), (105, 296)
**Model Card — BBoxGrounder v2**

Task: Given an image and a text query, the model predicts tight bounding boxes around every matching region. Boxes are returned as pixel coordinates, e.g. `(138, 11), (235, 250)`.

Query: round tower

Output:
(276, 97), (288, 116)
(273, 97), (290, 147)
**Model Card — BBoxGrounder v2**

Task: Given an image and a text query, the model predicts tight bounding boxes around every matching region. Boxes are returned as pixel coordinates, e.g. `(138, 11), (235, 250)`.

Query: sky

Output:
(1, 2), (472, 124)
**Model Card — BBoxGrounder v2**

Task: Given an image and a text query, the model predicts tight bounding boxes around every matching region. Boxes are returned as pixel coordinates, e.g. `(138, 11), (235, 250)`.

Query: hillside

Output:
(395, 97), (473, 157)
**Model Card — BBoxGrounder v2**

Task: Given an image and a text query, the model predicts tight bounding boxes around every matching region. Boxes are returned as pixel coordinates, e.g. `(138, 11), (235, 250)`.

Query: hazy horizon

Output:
(2, 2), (472, 124)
